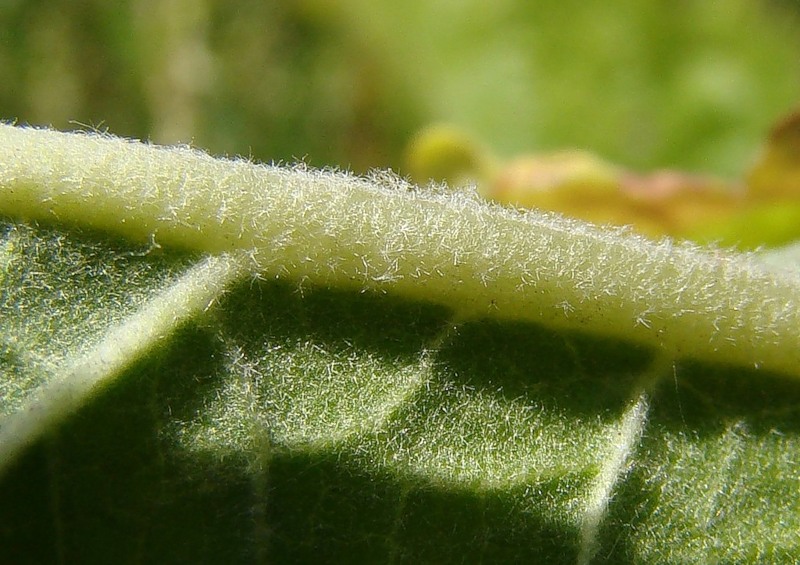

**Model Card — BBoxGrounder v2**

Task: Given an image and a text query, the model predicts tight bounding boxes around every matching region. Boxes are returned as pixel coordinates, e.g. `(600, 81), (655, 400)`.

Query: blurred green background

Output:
(1, 0), (799, 179)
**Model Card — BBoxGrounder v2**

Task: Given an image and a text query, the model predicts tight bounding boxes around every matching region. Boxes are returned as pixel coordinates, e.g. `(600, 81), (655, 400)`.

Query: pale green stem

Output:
(0, 124), (799, 376)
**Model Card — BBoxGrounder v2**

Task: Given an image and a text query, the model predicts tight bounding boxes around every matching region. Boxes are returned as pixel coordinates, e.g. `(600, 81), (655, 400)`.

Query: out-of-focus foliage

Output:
(0, 0), (421, 171)
(332, 0), (800, 177)
(405, 111), (800, 249)
(1, 0), (799, 177)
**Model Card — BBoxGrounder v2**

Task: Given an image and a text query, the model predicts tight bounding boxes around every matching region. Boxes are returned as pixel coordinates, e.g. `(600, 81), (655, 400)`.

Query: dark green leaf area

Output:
(0, 219), (195, 416)
(0, 327), (259, 565)
(599, 362), (800, 564)
(4, 221), (800, 563)
(266, 451), (583, 564)
(1, 270), (659, 564)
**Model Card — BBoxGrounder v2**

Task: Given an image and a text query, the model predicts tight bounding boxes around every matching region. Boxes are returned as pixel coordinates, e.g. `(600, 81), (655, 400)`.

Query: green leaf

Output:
(1, 125), (799, 563)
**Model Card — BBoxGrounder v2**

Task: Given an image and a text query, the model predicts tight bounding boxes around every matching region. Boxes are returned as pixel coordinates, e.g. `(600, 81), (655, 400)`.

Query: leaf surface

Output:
(1, 126), (799, 563)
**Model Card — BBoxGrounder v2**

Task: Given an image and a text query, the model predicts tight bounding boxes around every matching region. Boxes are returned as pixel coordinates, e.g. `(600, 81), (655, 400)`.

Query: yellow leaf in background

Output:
(747, 110), (800, 201)
(688, 201), (800, 250)
(404, 124), (497, 190)
(488, 151), (623, 219)
(711, 109), (800, 249)
(616, 170), (744, 241)
(406, 110), (800, 249)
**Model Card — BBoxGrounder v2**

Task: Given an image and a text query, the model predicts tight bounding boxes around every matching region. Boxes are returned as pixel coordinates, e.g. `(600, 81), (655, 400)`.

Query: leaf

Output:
(405, 110), (800, 249)
(331, 0), (800, 176)
(1, 125), (800, 563)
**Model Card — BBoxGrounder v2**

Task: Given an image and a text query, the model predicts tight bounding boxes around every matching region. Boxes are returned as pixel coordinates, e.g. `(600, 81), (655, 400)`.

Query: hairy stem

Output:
(1, 124), (799, 376)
